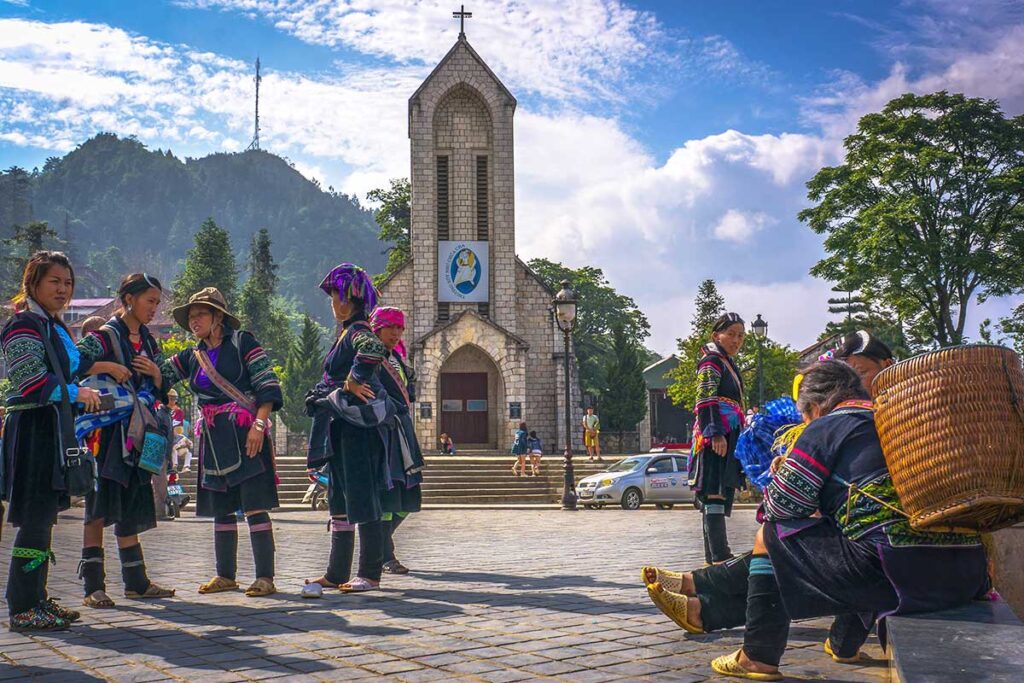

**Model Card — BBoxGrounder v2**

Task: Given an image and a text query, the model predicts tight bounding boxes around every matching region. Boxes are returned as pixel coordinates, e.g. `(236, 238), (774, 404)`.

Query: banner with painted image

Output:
(438, 241), (489, 302)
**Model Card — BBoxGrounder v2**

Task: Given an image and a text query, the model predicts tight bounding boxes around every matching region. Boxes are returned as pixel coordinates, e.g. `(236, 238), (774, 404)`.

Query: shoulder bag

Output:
(39, 324), (97, 495)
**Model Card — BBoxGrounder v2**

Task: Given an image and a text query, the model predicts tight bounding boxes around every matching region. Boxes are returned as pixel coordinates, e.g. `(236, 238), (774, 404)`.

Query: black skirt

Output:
(327, 417), (385, 523)
(195, 424), (278, 517)
(693, 429), (743, 503)
(1, 407), (69, 528)
(763, 518), (898, 621)
(381, 481), (422, 515)
(85, 421), (157, 537)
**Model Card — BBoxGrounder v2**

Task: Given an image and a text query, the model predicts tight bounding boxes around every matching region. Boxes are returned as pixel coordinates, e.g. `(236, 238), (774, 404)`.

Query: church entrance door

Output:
(441, 372), (488, 444)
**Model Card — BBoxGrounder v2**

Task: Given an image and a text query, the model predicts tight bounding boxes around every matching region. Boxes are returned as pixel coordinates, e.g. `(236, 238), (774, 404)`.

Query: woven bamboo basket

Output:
(872, 344), (1024, 532)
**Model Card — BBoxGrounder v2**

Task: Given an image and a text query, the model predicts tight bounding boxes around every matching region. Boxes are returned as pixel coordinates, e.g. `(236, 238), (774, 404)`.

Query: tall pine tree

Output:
(601, 323), (648, 434)
(238, 228), (294, 361)
(172, 217), (238, 306)
(667, 279), (726, 408)
(279, 315), (325, 433)
(2, 221), (64, 301)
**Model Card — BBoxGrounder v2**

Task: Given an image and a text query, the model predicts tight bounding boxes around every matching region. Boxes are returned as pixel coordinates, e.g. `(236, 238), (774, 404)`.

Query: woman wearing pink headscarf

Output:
(369, 307), (423, 575)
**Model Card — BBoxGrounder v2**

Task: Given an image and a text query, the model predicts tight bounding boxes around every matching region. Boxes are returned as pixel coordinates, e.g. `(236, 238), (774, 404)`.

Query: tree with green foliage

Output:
(800, 92), (1024, 348)
(238, 228), (294, 361)
(172, 217), (238, 307)
(667, 279), (725, 408)
(2, 221), (64, 300)
(86, 246), (128, 293)
(367, 178), (411, 286)
(279, 315), (325, 433)
(600, 323), (648, 433)
(735, 336), (800, 408)
(668, 279), (799, 409)
(818, 289), (913, 359)
(527, 258), (650, 401)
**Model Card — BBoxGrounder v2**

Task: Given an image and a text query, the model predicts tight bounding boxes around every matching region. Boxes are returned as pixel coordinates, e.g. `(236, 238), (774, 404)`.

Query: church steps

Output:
(171, 452), (622, 508)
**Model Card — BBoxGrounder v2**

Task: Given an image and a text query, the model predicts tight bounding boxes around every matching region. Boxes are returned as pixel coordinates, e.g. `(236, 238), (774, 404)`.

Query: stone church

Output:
(378, 31), (582, 452)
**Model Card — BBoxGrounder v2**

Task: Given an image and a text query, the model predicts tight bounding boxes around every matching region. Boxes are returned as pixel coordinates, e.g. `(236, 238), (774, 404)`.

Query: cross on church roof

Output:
(453, 4), (472, 39)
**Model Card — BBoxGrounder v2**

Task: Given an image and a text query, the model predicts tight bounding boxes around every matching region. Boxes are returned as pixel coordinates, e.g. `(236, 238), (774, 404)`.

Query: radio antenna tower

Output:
(246, 57), (262, 151)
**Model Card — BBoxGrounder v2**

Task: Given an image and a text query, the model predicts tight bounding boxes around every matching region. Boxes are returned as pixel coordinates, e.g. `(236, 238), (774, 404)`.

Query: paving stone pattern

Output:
(0, 509), (888, 682)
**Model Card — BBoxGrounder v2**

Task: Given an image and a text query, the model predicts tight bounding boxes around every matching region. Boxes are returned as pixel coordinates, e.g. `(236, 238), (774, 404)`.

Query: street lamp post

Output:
(752, 314), (768, 409)
(553, 281), (578, 511)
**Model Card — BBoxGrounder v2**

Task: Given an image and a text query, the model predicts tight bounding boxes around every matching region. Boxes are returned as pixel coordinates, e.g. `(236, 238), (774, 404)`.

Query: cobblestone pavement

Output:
(1, 508), (888, 682)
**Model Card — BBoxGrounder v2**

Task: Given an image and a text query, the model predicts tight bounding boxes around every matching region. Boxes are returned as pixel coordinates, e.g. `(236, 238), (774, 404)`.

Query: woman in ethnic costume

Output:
(76, 273), (177, 609)
(688, 313), (747, 565)
(645, 361), (987, 681)
(370, 306), (423, 575)
(162, 287), (282, 598)
(302, 264), (390, 597)
(1, 252), (102, 630)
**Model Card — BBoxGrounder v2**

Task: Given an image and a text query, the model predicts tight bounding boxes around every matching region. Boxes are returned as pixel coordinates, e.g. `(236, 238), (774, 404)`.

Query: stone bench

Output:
(887, 600), (1024, 682)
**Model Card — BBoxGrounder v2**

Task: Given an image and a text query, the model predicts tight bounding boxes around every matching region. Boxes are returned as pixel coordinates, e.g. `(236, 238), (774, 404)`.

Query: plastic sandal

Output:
(83, 590), (116, 609)
(383, 560), (409, 575)
(339, 577), (380, 593)
(646, 582), (704, 634)
(824, 637), (864, 664)
(198, 576), (239, 594)
(125, 582), (176, 599)
(245, 578), (277, 597)
(42, 598), (81, 622)
(710, 649), (782, 681)
(641, 566), (685, 593)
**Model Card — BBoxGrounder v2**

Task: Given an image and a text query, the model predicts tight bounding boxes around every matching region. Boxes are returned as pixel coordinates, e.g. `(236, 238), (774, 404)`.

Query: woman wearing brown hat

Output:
(75, 272), (178, 609)
(161, 287), (283, 597)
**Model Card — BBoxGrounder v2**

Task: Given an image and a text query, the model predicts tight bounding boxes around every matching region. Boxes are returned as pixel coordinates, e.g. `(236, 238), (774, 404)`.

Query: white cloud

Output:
(712, 209), (775, 243)
(3, 3), (1023, 358)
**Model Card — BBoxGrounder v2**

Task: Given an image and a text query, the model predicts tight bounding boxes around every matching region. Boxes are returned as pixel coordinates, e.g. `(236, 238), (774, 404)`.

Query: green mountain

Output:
(1, 133), (385, 316)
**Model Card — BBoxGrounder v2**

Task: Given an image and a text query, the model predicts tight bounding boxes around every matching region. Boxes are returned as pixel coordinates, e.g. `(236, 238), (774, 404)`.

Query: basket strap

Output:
(834, 474), (910, 522)
(1003, 356), (1024, 426)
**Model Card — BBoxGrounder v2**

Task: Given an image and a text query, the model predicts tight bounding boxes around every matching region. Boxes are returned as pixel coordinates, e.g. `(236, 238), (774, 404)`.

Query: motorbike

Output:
(305, 466), (329, 512)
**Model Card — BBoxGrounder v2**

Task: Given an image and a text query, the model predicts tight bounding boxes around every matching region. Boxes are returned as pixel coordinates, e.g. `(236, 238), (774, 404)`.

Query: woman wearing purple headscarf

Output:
(302, 264), (391, 597)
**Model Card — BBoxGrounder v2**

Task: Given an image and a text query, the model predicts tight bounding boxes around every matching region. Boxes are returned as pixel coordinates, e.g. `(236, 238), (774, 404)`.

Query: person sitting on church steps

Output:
(642, 361), (988, 682)
(2, 252), (102, 631)
(302, 264), (391, 597)
(160, 287), (283, 598)
(75, 273), (178, 609)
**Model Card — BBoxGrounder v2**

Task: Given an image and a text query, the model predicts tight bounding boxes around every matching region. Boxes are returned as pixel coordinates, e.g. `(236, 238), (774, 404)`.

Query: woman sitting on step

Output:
(641, 361), (988, 681)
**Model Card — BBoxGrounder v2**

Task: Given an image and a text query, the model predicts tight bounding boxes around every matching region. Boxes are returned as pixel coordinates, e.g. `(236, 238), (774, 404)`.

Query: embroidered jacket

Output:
(319, 313), (388, 395)
(763, 405), (979, 548)
(77, 315), (175, 403)
(379, 351), (416, 413)
(162, 327), (282, 410)
(694, 342), (745, 438)
(1, 302), (93, 411)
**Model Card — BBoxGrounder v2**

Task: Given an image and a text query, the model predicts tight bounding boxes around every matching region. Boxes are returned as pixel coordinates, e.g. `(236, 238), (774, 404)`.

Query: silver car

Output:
(575, 453), (694, 510)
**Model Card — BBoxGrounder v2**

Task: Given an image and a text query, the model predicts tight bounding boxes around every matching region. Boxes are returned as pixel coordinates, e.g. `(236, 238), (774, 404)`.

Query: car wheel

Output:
(621, 488), (643, 510)
(655, 504), (674, 510)
(583, 504), (596, 510)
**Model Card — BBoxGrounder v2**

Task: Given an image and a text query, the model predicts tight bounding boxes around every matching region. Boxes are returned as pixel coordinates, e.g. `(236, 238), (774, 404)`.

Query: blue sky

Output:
(2, 0), (1023, 353)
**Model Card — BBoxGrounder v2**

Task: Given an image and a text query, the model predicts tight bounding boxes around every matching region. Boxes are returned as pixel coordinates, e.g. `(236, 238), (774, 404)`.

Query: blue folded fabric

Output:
(735, 396), (801, 490)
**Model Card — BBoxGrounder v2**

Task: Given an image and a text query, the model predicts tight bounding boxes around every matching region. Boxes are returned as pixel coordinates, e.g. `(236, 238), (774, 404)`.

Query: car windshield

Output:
(606, 457), (646, 473)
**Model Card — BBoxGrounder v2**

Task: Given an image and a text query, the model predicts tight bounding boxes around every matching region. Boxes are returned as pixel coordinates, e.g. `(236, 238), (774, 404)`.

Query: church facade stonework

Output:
(378, 35), (582, 452)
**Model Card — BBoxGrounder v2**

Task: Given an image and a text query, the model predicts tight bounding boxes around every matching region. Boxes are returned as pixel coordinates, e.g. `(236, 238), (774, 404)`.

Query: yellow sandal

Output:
(646, 582), (704, 634)
(82, 590), (116, 609)
(125, 583), (175, 599)
(824, 637), (864, 664)
(710, 650), (783, 681)
(641, 566), (684, 593)
(198, 576), (239, 594)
